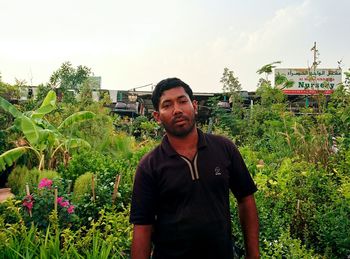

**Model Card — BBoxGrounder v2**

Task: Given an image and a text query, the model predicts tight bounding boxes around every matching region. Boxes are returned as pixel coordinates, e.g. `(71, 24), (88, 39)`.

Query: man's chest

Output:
(155, 152), (232, 200)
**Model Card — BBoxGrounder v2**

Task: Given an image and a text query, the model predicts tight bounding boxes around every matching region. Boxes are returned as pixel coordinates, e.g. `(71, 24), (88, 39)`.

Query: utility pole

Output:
(310, 42), (320, 70)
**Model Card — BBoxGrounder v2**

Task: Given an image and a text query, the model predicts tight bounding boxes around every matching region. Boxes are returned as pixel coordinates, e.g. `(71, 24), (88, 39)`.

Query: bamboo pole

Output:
(92, 175), (96, 202)
(25, 183), (32, 217)
(67, 180), (72, 195)
(112, 174), (121, 204)
(25, 183), (30, 196)
(54, 186), (58, 212)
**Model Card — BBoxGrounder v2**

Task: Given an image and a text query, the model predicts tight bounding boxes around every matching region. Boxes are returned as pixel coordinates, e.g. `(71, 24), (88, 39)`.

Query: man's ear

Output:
(192, 100), (198, 114)
(153, 111), (161, 124)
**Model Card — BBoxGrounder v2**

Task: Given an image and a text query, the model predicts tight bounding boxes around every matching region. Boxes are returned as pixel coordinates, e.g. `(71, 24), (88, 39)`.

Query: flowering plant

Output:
(21, 178), (78, 229)
(22, 194), (34, 215)
(38, 178), (53, 189)
(57, 196), (75, 214)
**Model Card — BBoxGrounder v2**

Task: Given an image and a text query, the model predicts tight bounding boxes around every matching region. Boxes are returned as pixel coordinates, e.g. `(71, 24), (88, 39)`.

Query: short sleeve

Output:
(228, 142), (257, 199)
(129, 164), (157, 224)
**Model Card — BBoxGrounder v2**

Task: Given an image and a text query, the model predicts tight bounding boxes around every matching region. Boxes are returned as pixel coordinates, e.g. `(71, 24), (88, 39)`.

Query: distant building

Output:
(107, 89), (256, 122)
(19, 86), (38, 101)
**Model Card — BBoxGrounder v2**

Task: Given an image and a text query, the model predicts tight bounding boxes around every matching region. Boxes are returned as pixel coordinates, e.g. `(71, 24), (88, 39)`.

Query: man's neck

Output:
(166, 127), (198, 160)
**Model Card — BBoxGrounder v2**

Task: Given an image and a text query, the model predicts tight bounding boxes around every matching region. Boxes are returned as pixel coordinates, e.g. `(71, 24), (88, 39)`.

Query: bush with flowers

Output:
(21, 177), (78, 229)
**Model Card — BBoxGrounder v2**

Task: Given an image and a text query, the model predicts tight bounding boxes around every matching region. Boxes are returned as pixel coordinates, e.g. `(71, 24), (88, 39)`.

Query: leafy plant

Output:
(0, 90), (95, 171)
(261, 229), (319, 258)
(60, 150), (118, 182)
(7, 165), (30, 195)
(0, 198), (22, 224)
(73, 172), (94, 203)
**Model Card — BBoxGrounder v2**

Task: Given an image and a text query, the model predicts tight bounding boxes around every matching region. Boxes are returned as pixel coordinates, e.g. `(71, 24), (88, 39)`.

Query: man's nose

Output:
(173, 102), (182, 114)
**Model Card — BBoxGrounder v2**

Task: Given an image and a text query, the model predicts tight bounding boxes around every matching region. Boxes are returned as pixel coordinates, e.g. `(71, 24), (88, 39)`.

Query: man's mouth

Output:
(173, 116), (187, 125)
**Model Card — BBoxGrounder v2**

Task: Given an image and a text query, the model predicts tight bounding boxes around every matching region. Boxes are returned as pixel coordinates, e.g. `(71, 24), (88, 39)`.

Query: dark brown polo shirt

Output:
(130, 129), (257, 259)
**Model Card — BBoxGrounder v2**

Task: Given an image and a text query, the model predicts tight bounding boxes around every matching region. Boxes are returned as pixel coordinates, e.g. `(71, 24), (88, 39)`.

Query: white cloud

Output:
(200, 0), (350, 91)
(1, 0), (350, 92)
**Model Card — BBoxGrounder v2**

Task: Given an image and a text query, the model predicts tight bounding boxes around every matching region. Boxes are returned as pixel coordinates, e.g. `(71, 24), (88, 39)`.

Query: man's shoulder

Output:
(203, 132), (235, 147)
(138, 143), (165, 169)
(200, 132), (240, 158)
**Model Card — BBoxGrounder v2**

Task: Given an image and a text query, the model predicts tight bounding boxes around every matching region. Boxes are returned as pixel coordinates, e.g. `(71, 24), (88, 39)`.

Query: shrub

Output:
(310, 200), (350, 258)
(7, 165), (30, 195)
(261, 229), (320, 258)
(37, 169), (60, 182)
(9, 167), (62, 196)
(59, 150), (118, 182)
(21, 178), (78, 229)
(73, 172), (120, 224)
(0, 198), (22, 224)
(73, 172), (94, 203)
(62, 208), (132, 257)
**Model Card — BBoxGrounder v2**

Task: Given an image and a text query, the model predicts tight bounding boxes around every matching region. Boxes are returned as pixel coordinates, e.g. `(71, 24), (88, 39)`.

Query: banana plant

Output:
(0, 90), (95, 171)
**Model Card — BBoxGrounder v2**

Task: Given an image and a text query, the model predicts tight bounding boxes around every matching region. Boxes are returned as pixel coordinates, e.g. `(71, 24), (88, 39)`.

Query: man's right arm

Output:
(131, 224), (153, 259)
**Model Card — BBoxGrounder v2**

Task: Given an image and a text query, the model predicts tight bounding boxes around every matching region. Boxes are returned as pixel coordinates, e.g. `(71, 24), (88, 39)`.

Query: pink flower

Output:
(38, 178), (53, 189)
(57, 197), (64, 204)
(67, 205), (75, 214)
(60, 201), (70, 208)
(57, 196), (70, 208)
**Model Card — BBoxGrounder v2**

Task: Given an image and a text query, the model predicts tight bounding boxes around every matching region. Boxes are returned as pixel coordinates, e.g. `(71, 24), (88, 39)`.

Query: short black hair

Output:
(152, 77), (194, 111)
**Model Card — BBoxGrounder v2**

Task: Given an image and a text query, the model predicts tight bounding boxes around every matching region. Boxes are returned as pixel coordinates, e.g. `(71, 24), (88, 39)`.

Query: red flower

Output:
(23, 194), (34, 213)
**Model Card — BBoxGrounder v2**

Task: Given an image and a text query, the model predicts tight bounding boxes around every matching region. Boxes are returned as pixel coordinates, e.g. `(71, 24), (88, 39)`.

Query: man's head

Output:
(152, 78), (197, 138)
(152, 78), (194, 111)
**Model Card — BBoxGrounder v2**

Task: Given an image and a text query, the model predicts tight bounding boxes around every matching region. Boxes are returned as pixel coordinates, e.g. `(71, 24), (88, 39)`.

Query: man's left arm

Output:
(237, 194), (259, 259)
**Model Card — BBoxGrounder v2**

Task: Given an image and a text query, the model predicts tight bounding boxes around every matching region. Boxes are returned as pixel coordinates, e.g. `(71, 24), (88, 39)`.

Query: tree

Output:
(35, 84), (52, 104)
(255, 63), (286, 107)
(210, 68), (245, 141)
(255, 82), (286, 107)
(0, 80), (20, 101)
(257, 61), (282, 82)
(49, 62), (92, 103)
(220, 67), (242, 111)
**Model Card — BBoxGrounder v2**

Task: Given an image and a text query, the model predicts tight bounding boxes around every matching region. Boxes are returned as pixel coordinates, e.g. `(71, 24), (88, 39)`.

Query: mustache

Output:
(172, 115), (189, 123)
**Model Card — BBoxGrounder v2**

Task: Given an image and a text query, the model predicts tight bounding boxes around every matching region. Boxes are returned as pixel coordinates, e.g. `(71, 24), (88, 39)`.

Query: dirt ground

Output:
(0, 188), (14, 202)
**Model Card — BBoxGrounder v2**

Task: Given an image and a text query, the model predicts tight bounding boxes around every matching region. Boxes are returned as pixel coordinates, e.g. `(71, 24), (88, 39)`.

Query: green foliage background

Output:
(0, 65), (350, 258)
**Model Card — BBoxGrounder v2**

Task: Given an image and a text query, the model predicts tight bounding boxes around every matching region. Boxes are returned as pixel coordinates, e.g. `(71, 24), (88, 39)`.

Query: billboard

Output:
(274, 68), (342, 95)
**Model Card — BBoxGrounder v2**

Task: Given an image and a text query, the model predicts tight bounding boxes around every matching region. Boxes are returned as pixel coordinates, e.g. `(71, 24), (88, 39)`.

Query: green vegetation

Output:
(0, 63), (349, 258)
(73, 172), (94, 202)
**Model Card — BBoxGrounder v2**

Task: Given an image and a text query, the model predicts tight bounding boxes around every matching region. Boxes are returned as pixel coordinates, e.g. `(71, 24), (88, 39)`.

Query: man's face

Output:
(153, 87), (197, 138)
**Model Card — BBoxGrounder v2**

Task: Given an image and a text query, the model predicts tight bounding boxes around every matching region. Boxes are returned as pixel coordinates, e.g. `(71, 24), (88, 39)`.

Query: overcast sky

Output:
(0, 0), (349, 92)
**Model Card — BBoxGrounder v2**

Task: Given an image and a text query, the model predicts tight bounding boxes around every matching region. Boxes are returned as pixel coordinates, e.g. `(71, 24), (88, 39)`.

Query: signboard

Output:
(274, 68), (342, 95)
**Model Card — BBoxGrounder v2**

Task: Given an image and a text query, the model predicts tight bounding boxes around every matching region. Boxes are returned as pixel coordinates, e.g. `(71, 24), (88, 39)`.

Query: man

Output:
(130, 78), (259, 259)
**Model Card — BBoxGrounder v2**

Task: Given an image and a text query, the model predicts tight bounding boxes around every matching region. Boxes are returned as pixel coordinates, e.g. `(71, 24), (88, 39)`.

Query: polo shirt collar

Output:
(161, 128), (208, 157)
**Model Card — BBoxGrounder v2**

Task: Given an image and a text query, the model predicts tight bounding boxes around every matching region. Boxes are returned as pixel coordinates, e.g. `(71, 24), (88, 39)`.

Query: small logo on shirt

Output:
(214, 166), (221, 176)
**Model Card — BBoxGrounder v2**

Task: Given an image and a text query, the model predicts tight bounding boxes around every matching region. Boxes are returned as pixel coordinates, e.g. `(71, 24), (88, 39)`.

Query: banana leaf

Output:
(21, 116), (39, 145)
(65, 138), (91, 150)
(58, 111), (95, 131)
(0, 96), (22, 118)
(0, 147), (27, 171)
(31, 90), (57, 119)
